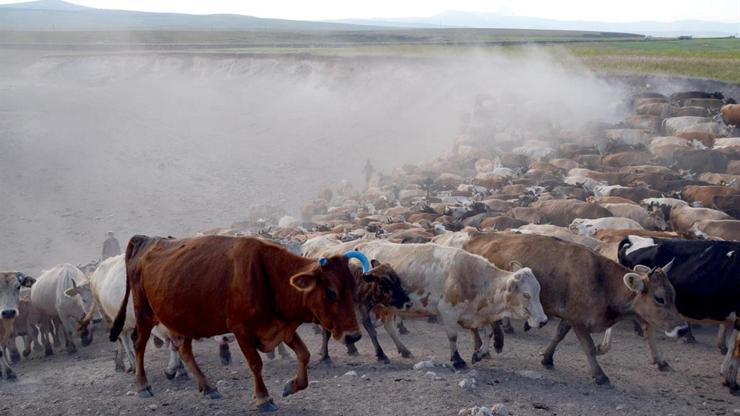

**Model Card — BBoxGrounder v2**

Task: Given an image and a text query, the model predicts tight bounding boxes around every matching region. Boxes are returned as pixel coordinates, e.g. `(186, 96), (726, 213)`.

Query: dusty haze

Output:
(0, 48), (627, 272)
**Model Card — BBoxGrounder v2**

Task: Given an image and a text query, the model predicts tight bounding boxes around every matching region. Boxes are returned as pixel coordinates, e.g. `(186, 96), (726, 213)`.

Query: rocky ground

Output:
(2, 319), (738, 415)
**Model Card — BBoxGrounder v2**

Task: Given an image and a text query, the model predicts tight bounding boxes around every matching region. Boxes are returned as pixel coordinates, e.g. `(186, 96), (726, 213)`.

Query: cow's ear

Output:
(370, 259), (381, 268)
(509, 261), (523, 272)
(290, 272), (317, 292)
(361, 273), (376, 283)
(633, 264), (651, 274)
(64, 287), (80, 297)
(623, 273), (646, 293)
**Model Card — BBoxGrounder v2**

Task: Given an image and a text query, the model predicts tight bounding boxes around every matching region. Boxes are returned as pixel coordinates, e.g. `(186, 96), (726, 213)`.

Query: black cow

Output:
(618, 236), (740, 395)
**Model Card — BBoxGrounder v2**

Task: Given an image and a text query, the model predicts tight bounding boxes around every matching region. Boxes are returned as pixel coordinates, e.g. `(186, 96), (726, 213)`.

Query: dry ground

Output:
(2, 318), (739, 415)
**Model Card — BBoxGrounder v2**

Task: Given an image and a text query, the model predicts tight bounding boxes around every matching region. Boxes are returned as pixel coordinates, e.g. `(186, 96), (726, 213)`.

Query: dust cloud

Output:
(0, 47), (626, 272)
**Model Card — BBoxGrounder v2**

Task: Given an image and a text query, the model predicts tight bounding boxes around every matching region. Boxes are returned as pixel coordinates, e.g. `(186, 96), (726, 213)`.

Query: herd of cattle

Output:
(1, 91), (739, 412)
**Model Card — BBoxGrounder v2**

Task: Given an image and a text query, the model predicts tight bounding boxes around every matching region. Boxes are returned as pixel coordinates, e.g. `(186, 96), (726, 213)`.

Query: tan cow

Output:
(0, 272), (32, 380)
(670, 204), (733, 233)
(721, 104), (740, 126)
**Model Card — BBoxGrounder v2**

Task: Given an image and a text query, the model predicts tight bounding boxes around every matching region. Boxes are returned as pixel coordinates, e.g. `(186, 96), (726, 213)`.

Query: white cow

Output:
(569, 217), (644, 237)
(30, 264), (94, 354)
(0, 271), (31, 380)
(304, 238), (548, 369)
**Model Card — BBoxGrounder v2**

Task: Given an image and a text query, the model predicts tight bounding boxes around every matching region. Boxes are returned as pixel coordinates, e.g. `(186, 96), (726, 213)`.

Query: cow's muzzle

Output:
(344, 332), (362, 345)
(1, 309), (17, 319)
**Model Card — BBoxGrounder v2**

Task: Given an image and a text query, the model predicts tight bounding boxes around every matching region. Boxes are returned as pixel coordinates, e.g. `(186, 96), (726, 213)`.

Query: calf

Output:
(110, 235), (364, 412)
(317, 260), (411, 364)
(460, 232), (687, 385)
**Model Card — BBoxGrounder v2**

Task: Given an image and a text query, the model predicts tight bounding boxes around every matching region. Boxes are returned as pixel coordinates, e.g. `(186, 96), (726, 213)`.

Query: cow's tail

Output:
(110, 235), (148, 342)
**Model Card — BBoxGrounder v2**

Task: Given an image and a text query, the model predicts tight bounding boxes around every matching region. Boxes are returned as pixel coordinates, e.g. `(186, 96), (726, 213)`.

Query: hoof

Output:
(22, 349), (31, 358)
(594, 375), (610, 386)
(5, 371), (17, 381)
(656, 361), (671, 372)
(257, 399), (278, 412)
(115, 364), (126, 373)
(318, 356), (332, 365)
(541, 357), (554, 369)
(730, 384), (740, 396)
(282, 379), (306, 397)
(204, 388), (221, 400)
(719, 346), (729, 355)
(397, 326), (410, 335)
(138, 386), (154, 398)
(176, 369), (189, 380)
(452, 360), (467, 370)
(376, 355), (390, 364)
(164, 370), (176, 380)
(66, 346), (77, 355)
(44, 347), (54, 356)
(682, 336), (697, 345)
(346, 346), (359, 356)
(400, 350), (413, 359)
(10, 352), (21, 364)
(471, 351), (491, 364)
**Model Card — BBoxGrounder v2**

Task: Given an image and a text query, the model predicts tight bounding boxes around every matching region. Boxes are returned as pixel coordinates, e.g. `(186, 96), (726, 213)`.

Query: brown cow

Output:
(110, 235), (364, 412)
(720, 104), (740, 126)
(530, 199), (613, 227)
(461, 232), (687, 385)
(682, 185), (737, 208)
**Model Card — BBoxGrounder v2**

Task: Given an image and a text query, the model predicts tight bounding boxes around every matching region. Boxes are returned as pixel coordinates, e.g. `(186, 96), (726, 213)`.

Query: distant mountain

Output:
(332, 10), (740, 37)
(0, 0), (383, 31)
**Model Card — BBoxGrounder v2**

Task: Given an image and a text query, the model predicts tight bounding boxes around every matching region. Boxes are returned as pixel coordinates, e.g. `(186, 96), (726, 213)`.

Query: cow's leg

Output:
(121, 332), (136, 373)
(58, 314), (77, 354)
(0, 349), (16, 381)
(718, 323), (730, 355)
(471, 326), (493, 363)
(682, 325), (697, 344)
(282, 332), (310, 398)
(133, 319), (154, 397)
(492, 321), (504, 353)
(572, 326), (610, 385)
(720, 329), (740, 394)
(644, 325), (671, 371)
(382, 318), (412, 358)
(6, 337), (21, 364)
(164, 340), (187, 379)
(51, 317), (62, 348)
(277, 342), (290, 359)
(39, 320), (54, 356)
(218, 336), (232, 366)
(234, 333), (276, 412)
(396, 319), (409, 335)
(631, 319), (645, 337)
(114, 339), (126, 372)
(596, 327), (613, 356)
(437, 307), (466, 370)
(177, 338), (217, 398)
(318, 330), (332, 363)
(501, 318), (514, 334)
(361, 313), (389, 364)
(541, 320), (571, 368)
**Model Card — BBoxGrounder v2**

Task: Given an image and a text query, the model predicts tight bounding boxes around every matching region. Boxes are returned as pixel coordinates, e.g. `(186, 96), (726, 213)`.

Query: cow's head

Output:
(357, 259), (412, 311)
(646, 206), (669, 231)
(64, 279), (95, 346)
(0, 272), (32, 321)
(290, 251), (365, 344)
(505, 263), (548, 330)
(623, 260), (688, 338)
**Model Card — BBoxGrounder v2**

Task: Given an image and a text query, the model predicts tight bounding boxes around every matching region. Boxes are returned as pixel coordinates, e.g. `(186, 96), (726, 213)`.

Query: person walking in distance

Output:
(102, 231), (121, 260)
(363, 159), (375, 187)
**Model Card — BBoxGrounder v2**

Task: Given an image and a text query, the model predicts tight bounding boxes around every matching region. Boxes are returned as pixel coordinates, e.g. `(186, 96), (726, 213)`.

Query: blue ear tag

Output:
(17, 272), (25, 285)
(319, 257), (328, 267)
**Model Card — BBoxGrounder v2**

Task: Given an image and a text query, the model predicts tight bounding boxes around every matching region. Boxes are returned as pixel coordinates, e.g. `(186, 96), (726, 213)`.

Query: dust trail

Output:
(0, 47), (625, 271)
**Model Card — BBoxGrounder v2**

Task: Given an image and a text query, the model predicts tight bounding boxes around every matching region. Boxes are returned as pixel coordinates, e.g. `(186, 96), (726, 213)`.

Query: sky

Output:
(1, 0), (739, 23)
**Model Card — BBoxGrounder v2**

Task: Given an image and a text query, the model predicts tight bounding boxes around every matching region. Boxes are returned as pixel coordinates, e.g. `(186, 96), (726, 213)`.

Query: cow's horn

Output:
(344, 250), (370, 274)
(662, 258), (675, 274)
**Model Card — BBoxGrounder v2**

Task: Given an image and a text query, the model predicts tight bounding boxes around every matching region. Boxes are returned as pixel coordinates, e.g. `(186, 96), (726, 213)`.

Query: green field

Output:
(1, 29), (738, 83)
